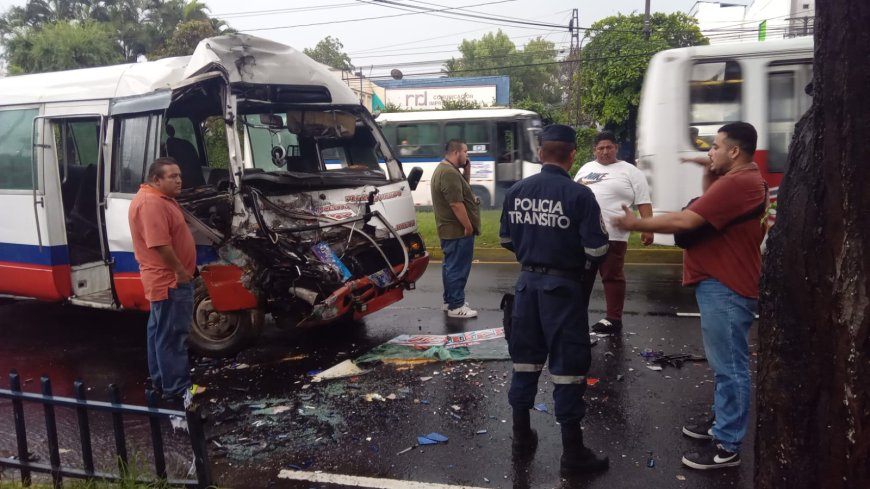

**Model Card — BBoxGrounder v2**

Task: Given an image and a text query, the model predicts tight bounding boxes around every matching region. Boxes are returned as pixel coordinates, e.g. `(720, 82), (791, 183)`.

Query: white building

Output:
(691, 0), (815, 44)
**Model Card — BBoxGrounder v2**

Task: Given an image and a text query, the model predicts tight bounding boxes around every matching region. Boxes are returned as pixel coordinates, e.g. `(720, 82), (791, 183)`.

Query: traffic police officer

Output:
(499, 124), (610, 476)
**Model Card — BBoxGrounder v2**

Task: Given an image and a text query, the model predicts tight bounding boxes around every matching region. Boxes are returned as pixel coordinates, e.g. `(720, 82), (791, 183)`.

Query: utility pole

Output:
(643, 0), (651, 40)
(564, 8), (582, 126)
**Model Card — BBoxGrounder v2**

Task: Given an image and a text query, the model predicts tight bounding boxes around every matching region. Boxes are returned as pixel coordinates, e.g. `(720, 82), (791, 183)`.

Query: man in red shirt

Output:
(129, 157), (203, 408)
(614, 122), (767, 470)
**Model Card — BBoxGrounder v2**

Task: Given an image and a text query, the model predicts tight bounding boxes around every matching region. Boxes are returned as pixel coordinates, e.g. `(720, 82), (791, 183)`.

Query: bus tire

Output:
(188, 279), (262, 358)
(472, 187), (491, 208)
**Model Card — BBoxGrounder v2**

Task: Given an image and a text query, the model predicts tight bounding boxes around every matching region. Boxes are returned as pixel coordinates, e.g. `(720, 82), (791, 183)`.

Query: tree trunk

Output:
(755, 2), (870, 488)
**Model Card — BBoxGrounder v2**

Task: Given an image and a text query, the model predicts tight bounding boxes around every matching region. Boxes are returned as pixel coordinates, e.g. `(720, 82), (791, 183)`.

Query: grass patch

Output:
(0, 456), (201, 489)
(414, 210), (667, 249)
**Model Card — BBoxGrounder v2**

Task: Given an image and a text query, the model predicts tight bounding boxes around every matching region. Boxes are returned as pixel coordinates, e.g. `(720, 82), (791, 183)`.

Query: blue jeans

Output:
(695, 278), (757, 452)
(441, 235), (475, 309)
(147, 282), (194, 397)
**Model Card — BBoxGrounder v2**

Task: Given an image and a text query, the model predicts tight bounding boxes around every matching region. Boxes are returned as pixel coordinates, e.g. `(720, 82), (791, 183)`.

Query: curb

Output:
(427, 247), (683, 264)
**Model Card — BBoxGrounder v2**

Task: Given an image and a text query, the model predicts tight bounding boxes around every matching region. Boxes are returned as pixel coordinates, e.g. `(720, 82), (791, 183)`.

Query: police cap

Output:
(540, 124), (576, 143)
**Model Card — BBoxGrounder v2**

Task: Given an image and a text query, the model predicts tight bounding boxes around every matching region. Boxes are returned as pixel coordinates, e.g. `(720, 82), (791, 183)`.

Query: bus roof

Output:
(0, 34), (358, 106)
(652, 36), (813, 63)
(375, 108), (539, 123)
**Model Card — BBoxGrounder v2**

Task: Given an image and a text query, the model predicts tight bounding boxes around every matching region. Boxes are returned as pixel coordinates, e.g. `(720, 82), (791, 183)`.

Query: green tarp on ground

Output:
(355, 328), (509, 364)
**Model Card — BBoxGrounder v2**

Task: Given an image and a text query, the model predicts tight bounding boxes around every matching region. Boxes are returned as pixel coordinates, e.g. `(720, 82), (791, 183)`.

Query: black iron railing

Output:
(0, 371), (212, 488)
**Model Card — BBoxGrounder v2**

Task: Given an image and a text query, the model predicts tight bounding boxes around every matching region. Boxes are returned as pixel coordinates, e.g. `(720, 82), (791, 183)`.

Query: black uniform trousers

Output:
(507, 271), (592, 426)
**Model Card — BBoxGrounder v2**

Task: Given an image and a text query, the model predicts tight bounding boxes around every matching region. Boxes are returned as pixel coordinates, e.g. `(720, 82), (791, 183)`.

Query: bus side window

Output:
(397, 123), (440, 157)
(689, 60), (742, 150)
(767, 64), (812, 173)
(446, 121), (489, 157)
(113, 114), (160, 193)
(0, 108), (39, 190)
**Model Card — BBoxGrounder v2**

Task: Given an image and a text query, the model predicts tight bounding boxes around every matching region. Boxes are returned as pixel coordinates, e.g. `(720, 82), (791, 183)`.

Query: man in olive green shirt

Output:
(431, 139), (481, 318)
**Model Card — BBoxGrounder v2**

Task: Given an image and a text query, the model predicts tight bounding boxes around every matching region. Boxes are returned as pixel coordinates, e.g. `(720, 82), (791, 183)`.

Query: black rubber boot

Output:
(512, 409), (538, 458)
(560, 423), (609, 476)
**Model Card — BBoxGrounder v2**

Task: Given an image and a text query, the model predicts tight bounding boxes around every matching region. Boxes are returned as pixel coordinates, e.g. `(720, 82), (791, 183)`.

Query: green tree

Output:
(1, 0), (233, 70)
(150, 18), (217, 58)
(303, 36), (353, 71)
(444, 30), (560, 104)
(513, 98), (568, 125)
(580, 13), (706, 159)
(5, 19), (123, 73)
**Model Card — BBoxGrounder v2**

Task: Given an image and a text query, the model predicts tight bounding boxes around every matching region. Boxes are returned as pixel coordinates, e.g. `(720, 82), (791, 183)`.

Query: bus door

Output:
(38, 108), (114, 308)
(764, 62), (813, 192)
(493, 119), (522, 206)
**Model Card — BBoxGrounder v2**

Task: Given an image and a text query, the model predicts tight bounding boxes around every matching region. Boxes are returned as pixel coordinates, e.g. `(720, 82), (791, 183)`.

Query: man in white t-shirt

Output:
(574, 131), (653, 334)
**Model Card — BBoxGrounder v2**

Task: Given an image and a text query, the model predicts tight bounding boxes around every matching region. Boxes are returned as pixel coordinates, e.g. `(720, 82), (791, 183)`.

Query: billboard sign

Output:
(385, 85), (497, 110)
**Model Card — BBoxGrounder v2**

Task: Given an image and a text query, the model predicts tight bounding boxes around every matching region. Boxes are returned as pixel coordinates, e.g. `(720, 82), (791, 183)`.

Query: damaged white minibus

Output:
(0, 34), (430, 356)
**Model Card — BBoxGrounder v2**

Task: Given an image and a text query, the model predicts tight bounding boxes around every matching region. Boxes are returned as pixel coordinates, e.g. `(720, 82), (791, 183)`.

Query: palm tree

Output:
(181, 0), (210, 22)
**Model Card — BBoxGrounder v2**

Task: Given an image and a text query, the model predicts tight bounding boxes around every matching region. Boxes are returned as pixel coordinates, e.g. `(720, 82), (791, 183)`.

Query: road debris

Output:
(651, 353), (707, 369)
(251, 405), (291, 415)
(417, 432), (449, 445)
(312, 359), (369, 382)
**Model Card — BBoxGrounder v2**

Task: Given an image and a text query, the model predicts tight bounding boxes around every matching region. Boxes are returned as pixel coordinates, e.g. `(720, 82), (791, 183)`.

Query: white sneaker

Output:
(442, 301), (468, 311)
(447, 304), (478, 318)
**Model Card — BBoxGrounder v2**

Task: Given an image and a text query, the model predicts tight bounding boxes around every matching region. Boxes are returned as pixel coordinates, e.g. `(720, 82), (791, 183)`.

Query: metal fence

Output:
(0, 371), (212, 488)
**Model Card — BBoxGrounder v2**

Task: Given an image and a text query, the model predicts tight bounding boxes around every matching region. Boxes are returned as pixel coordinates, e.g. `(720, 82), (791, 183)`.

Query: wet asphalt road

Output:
(0, 262), (758, 489)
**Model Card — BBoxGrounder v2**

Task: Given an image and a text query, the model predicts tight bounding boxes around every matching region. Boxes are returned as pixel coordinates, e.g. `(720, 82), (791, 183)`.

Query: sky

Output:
(0, 0), (712, 77)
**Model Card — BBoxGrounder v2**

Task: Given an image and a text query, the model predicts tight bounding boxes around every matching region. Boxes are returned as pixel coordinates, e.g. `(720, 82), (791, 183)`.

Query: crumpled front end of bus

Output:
(178, 182), (428, 331)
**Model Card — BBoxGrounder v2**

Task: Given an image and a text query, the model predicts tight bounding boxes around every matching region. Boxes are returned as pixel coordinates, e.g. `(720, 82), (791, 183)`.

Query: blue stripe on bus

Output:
(111, 245), (221, 273)
(0, 242), (69, 266)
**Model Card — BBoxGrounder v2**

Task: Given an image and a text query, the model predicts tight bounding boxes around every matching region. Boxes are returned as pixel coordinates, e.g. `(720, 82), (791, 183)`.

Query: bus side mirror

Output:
(407, 167), (423, 191)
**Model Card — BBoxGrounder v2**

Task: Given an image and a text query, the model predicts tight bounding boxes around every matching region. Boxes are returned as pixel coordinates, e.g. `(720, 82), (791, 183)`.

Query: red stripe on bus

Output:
(0, 261), (72, 300)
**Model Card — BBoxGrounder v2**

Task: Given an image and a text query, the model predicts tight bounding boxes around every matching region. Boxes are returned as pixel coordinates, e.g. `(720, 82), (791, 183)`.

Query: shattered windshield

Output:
(243, 110), (390, 181)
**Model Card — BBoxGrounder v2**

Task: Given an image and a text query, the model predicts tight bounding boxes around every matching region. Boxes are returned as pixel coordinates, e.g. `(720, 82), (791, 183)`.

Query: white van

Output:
(0, 34), (430, 356)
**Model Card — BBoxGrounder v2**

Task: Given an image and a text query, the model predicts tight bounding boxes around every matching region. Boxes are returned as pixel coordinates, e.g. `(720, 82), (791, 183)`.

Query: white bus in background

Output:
(637, 37), (813, 244)
(376, 109), (543, 207)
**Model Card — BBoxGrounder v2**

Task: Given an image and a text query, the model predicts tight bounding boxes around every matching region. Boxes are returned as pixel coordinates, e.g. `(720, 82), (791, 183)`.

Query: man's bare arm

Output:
(637, 203), (654, 246)
(613, 206), (706, 234)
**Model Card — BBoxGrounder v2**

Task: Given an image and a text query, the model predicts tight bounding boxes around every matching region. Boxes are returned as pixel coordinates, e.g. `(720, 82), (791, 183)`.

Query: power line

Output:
(354, 0), (568, 32)
(363, 0), (568, 30)
(214, 2), (363, 19)
(365, 50), (662, 79)
(352, 42), (570, 61)
(406, 0), (537, 24)
(237, 0), (519, 33)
